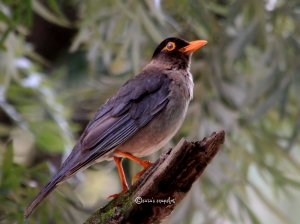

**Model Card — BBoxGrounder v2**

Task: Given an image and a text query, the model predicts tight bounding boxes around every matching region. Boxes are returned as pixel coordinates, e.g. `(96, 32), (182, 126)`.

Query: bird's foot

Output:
(107, 189), (127, 199)
(140, 160), (153, 169)
(107, 193), (121, 199)
(131, 161), (153, 184)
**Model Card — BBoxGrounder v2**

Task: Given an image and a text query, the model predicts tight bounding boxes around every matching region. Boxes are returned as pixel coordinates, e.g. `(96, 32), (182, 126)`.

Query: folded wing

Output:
(66, 70), (171, 172)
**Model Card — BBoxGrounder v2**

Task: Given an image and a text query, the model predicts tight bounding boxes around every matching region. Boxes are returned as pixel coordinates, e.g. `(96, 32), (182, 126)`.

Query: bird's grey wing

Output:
(66, 71), (171, 171)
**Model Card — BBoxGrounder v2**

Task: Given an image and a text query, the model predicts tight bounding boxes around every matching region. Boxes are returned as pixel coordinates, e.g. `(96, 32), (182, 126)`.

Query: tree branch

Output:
(84, 130), (225, 224)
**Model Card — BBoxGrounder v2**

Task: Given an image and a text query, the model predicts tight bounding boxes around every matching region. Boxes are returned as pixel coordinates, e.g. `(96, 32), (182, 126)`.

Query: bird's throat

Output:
(150, 54), (191, 71)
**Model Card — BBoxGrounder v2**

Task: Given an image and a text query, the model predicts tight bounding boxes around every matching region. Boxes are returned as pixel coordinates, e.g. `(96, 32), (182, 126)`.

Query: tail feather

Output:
(24, 174), (64, 218)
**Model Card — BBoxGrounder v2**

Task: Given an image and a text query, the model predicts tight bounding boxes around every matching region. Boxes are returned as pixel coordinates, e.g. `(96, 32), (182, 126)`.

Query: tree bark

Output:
(84, 130), (225, 224)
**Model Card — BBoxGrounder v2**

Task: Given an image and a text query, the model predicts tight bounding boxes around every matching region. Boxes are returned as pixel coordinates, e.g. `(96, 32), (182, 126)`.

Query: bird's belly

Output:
(118, 97), (189, 157)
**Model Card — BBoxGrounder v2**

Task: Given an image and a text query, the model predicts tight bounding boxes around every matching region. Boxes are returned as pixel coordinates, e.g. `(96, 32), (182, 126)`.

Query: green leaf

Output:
(32, 121), (65, 153)
(32, 0), (71, 27)
(2, 142), (14, 183)
(0, 26), (13, 50)
(0, 10), (12, 24)
(1, 142), (23, 190)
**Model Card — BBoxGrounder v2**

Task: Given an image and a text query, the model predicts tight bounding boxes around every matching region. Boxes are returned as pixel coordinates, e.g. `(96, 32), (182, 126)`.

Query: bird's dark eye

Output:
(164, 42), (176, 51)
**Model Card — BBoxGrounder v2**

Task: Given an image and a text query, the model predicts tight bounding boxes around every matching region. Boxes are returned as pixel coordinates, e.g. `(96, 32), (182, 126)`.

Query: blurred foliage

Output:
(0, 0), (300, 223)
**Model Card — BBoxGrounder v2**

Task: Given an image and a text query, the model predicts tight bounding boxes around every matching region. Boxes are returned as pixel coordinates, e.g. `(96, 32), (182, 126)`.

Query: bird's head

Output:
(151, 37), (207, 70)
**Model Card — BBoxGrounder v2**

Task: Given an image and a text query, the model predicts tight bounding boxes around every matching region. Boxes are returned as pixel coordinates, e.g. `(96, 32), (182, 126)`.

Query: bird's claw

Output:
(141, 160), (153, 168)
(107, 193), (121, 199)
(131, 162), (153, 184)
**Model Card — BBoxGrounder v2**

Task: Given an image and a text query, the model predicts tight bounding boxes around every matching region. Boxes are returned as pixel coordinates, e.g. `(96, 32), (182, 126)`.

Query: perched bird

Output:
(24, 37), (207, 218)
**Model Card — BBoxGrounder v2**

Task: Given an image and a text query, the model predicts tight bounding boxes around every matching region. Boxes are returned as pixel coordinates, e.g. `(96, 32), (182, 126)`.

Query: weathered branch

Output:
(84, 130), (225, 224)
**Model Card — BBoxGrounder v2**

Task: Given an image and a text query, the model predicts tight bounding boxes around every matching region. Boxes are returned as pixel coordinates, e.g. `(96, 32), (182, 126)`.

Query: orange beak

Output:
(179, 40), (207, 54)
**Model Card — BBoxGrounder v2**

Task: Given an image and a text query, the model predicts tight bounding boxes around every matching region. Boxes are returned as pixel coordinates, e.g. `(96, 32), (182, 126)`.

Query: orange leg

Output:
(108, 157), (129, 199)
(114, 150), (153, 183)
(114, 150), (153, 168)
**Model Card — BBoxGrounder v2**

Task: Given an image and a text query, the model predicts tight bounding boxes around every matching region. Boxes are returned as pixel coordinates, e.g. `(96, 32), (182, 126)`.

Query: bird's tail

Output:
(24, 174), (64, 218)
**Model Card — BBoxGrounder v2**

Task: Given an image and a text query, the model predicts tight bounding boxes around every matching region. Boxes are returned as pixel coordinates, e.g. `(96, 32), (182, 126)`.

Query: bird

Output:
(24, 37), (207, 218)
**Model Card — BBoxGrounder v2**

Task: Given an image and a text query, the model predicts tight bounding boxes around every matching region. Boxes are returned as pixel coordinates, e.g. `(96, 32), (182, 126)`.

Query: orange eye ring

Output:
(163, 42), (176, 51)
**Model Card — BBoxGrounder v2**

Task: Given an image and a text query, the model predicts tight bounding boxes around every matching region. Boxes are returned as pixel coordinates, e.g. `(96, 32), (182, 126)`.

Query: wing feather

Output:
(80, 70), (171, 158)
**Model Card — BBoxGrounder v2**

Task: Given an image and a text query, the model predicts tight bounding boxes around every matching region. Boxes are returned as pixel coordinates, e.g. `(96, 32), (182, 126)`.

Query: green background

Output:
(0, 0), (299, 223)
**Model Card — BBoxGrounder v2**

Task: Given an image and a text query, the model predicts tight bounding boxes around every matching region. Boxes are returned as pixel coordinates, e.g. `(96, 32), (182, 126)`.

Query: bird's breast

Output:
(119, 70), (193, 157)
